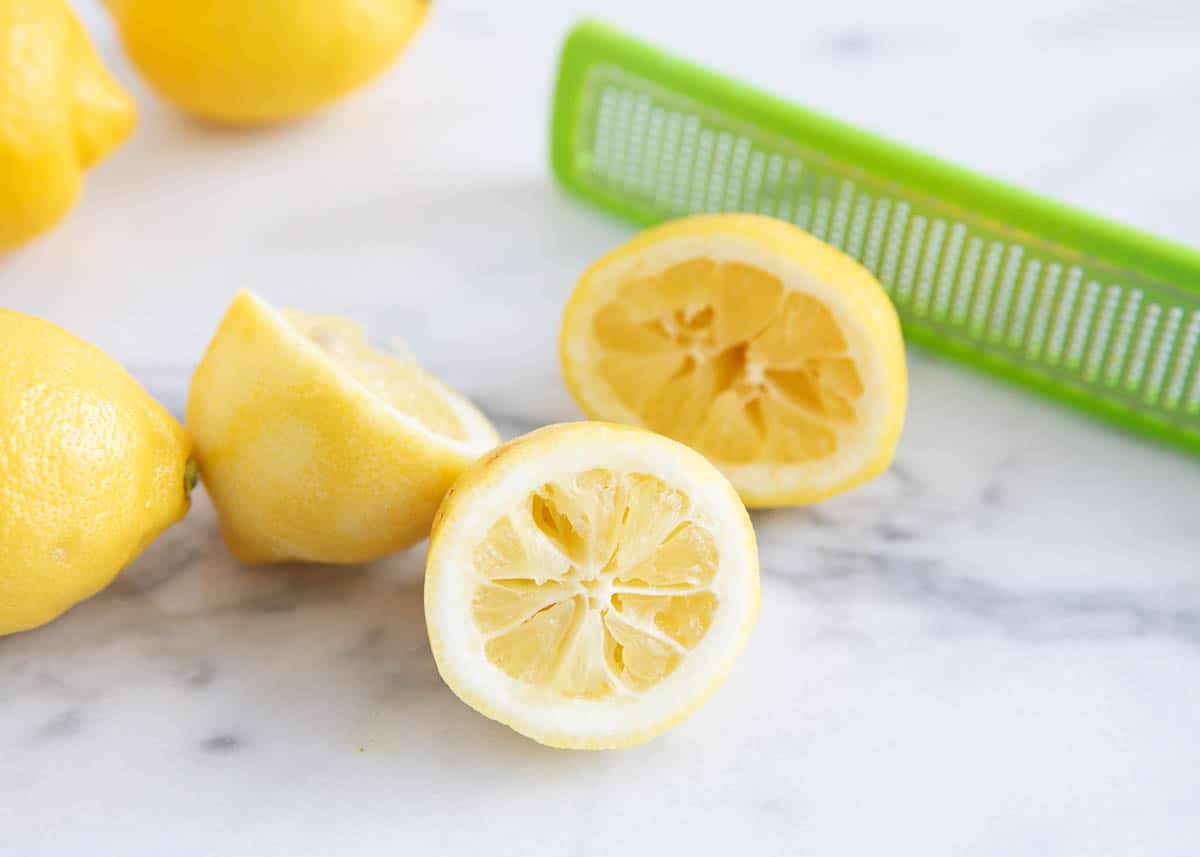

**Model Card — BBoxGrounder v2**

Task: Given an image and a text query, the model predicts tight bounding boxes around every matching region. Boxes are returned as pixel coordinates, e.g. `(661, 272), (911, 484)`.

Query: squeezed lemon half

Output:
(560, 213), (908, 506)
(425, 422), (759, 749)
(187, 291), (499, 565)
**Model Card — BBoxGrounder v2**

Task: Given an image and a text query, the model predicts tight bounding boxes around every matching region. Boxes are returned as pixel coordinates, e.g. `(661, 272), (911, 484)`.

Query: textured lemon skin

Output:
(426, 422), (760, 750)
(0, 310), (192, 636)
(0, 0), (135, 250)
(560, 213), (909, 508)
(105, 0), (429, 125)
(187, 292), (498, 566)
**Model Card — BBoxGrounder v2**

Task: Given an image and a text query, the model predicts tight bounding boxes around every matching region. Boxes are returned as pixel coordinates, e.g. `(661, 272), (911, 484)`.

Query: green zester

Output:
(550, 20), (1200, 458)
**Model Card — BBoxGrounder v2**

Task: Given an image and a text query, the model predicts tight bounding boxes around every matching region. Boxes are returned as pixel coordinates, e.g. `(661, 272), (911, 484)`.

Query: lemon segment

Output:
(560, 213), (908, 507)
(187, 291), (499, 565)
(425, 422), (759, 749)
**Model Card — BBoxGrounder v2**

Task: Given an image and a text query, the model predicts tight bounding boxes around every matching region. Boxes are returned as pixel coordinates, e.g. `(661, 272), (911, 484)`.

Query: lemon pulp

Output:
(283, 310), (467, 442)
(470, 468), (721, 699)
(592, 259), (865, 466)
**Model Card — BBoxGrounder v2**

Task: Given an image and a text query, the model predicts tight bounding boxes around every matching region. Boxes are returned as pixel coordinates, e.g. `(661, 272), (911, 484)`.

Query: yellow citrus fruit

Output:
(103, 0), (430, 125)
(425, 422), (759, 749)
(0, 0), (135, 251)
(187, 291), (500, 565)
(0, 310), (193, 636)
(560, 213), (908, 507)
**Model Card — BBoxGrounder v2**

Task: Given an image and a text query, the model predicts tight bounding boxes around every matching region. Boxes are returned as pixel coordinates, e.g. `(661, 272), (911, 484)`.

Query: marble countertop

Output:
(4, 1), (1200, 855)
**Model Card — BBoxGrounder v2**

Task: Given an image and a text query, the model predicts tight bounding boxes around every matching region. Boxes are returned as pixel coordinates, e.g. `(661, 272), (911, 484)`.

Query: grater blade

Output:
(550, 21), (1200, 458)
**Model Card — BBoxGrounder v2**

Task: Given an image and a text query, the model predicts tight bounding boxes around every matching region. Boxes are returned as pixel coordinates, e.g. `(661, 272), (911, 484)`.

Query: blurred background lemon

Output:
(102, 0), (430, 125)
(0, 0), (134, 250)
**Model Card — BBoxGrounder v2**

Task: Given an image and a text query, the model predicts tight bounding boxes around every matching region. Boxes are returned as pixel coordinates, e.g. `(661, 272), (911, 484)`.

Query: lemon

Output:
(104, 0), (430, 125)
(425, 422), (759, 749)
(187, 291), (500, 565)
(560, 213), (908, 507)
(0, 0), (135, 251)
(0, 310), (193, 636)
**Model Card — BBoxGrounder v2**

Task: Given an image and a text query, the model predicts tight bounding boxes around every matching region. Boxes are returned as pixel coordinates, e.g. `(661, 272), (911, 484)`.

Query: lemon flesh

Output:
(0, 0), (135, 250)
(282, 310), (469, 443)
(0, 310), (192, 635)
(561, 213), (908, 507)
(187, 291), (499, 565)
(475, 470), (719, 698)
(426, 422), (759, 749)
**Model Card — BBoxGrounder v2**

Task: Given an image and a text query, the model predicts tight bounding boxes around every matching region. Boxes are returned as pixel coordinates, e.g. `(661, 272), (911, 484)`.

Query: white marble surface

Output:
(4, 1), (1200, 855)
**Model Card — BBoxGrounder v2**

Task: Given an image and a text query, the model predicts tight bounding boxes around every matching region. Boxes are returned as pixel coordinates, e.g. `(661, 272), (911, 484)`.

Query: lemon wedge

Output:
(187, 291), (499, 565)
(425, 422), (759, 749)
(560, 213), (908, 506)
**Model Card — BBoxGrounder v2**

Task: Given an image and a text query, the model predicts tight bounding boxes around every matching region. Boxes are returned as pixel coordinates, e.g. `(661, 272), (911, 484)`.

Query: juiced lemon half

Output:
(425, 422), (759, 749)
(187, 291), (499, 565)
(560, 214), (908, 506)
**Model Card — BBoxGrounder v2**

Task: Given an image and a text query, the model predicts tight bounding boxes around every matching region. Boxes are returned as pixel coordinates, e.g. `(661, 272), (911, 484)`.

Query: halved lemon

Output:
(560, 214), (908, 507)
(425, 422), (759, 749)
(187, 291), (500, 565)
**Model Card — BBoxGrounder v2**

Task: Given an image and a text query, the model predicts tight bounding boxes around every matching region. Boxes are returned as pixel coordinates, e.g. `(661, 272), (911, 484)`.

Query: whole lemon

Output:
(0, 310), (194, 636)
(104, 0), (430, 125)
(0, 0), (136, 251)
